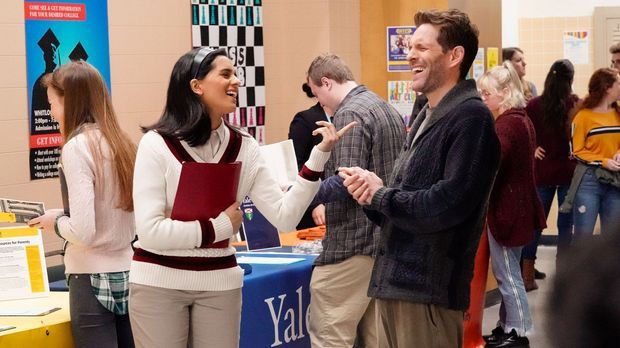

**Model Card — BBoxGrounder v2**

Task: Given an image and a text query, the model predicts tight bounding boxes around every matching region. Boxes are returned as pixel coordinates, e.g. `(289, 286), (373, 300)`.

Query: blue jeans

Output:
(488, 229), (533, 336)
(522, 185), (573, 260)
(573, 169), (620, 238)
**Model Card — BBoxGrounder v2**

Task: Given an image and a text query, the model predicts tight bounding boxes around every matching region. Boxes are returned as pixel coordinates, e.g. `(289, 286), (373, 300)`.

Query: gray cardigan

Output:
(365, 79), (501, 311)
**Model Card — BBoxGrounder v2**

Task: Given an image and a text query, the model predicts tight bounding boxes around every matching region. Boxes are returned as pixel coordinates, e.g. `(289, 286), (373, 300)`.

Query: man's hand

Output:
(338, 167), (384, 205)
(312, 204), (326, 226)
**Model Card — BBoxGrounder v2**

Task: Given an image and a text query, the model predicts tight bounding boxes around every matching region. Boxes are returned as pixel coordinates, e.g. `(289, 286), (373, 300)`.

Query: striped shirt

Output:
(315, 85), (406, 265)
(571, 108), (620, 167)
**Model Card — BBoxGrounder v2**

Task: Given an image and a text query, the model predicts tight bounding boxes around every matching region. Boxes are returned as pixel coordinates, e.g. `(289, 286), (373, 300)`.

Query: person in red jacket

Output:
(477, 61), (547, 348)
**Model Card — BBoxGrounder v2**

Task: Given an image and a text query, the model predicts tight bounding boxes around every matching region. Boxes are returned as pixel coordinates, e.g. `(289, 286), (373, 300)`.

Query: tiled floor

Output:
(482, 245), (557, 348)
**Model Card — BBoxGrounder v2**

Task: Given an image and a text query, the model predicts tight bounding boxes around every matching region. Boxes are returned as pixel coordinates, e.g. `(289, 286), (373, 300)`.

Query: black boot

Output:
(534, 268), (546, 279)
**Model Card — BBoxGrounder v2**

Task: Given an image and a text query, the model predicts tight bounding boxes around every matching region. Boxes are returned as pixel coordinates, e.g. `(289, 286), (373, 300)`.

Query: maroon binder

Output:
(170, 161), (241, 224)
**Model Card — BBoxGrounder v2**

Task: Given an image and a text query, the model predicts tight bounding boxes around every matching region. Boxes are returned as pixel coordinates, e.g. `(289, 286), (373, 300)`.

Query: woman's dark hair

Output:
(143, 47), (240, 147)
(582, 68), (620, 113)
(302, 82), (314, 98)
(541, 59), (575, 129)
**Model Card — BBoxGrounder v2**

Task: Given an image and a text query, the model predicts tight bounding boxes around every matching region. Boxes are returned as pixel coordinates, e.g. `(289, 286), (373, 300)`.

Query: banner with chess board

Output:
(191, 0), (266, 144)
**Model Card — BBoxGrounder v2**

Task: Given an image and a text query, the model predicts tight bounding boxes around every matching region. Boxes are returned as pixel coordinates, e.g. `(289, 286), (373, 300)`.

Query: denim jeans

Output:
(488, 229), (533, 336)
(522, 185), (573, 260)
(573, 169), (620, 239)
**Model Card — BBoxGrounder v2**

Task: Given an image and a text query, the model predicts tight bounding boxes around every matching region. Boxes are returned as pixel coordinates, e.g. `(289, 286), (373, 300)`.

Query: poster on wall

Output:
(472, 47), (485, 80)
(387, 81), (416, 126)
(487, 47), (499, 70)
(24, 0), (111, 180)
(191, 0), (267, 144)
(563, 31), (589, 65)
(387, 26), (416, 72)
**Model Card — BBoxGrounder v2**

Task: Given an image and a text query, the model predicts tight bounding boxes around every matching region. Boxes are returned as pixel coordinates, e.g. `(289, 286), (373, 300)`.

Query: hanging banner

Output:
(387, 26), (416, 72)
(24, 0), (111, 180)
(191, 0), (267, 144)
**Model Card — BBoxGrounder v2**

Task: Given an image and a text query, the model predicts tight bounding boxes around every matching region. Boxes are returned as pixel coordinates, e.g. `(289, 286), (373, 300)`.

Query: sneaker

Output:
(534, 268), (546, 279)
(483, 326), (508, 345)
(485, 329), (530, 348)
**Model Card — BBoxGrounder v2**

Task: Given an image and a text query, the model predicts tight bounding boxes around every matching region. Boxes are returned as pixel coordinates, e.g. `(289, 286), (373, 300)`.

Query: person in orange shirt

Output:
(570, 68), (620, 238)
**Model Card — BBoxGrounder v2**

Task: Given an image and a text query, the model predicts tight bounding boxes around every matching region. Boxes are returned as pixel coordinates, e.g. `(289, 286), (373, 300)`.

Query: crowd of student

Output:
(25, 7), (619, 348)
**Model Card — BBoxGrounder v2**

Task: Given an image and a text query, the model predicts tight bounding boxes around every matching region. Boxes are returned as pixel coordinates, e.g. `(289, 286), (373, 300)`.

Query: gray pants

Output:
(129, 283), (242, 348)
(69, 274), (134, 348)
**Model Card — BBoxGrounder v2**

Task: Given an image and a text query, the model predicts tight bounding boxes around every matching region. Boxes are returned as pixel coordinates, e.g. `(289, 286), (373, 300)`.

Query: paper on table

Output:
(236, 256), (305, 265)
(0, 306), (60, 316)
(0, 325), (16, 332)
(258, 139), (298, 187)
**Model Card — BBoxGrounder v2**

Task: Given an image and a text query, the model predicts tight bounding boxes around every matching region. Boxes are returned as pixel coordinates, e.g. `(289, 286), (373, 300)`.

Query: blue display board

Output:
(24, 0), (111, 180)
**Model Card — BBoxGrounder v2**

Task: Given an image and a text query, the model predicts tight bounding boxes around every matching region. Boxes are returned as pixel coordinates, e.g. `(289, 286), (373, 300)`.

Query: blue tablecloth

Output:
(239, 250), (315, 348)
(48, 248), (317, 348)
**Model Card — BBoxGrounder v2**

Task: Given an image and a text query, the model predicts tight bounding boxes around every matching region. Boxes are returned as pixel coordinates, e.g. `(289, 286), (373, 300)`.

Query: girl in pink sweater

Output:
(28, 61), (137, 348)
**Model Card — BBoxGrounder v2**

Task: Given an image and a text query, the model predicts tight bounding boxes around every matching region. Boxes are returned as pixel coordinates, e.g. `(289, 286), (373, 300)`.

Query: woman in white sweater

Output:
(129, 47), (353, 348)
(28, 62), (137, 347)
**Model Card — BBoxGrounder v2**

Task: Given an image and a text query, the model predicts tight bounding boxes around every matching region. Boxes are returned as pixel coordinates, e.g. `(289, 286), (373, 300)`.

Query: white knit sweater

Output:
(56, 128), (135, 274)
(130, 124), (330, 291)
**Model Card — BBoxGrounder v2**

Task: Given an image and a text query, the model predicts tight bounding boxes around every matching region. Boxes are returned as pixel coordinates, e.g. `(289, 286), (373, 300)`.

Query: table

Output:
(2, 250), (316, 348)
(0, 292), (74, 348)
(239, 251), (315, 348)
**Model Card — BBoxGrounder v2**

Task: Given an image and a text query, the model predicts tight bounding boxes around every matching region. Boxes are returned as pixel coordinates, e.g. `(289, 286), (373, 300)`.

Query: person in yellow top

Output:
(570, 67), (620, 238)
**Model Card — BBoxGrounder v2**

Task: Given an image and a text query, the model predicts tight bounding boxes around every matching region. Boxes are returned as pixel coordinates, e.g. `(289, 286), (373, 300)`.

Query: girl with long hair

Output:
(502, 47), (537, 101)
(128, 47), (352, 347)
(477, 61), (546, 347)
(28, 61), (137, 347)
(521, 59), (579, 290)
(569, 68), (620, 238)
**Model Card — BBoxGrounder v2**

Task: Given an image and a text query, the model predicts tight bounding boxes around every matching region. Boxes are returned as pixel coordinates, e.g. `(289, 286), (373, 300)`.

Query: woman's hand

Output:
(313, 121), (357, 152)
(224, 202), (243, 232)
(604, 158), (620, 172)
(534, 146), (546, 160)
(27, 209), (65, 233)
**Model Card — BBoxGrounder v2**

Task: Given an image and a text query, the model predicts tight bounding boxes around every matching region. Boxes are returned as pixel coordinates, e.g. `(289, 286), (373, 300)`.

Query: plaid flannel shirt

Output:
(90, 271), (130, 315)
(314, 85), (406, 265)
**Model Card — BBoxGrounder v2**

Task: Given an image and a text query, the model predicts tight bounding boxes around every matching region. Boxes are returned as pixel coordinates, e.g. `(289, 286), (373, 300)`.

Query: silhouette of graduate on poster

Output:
(69, 42), (88, 61)
(30, 28), (60, 135)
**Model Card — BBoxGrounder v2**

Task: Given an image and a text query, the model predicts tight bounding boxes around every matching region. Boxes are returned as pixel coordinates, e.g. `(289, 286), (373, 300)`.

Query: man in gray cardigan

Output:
(340, 9), (501, 348)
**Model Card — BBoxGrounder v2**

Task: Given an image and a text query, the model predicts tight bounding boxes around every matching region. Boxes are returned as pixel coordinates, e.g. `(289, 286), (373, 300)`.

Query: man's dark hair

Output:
(609, 42), (620, 54)
(414, 9), (479, 80)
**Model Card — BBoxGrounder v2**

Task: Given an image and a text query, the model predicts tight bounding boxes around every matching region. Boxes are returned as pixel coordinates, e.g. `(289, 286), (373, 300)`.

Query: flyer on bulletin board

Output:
(387, 26), (416, 72)
(0, 227), (50, 301)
